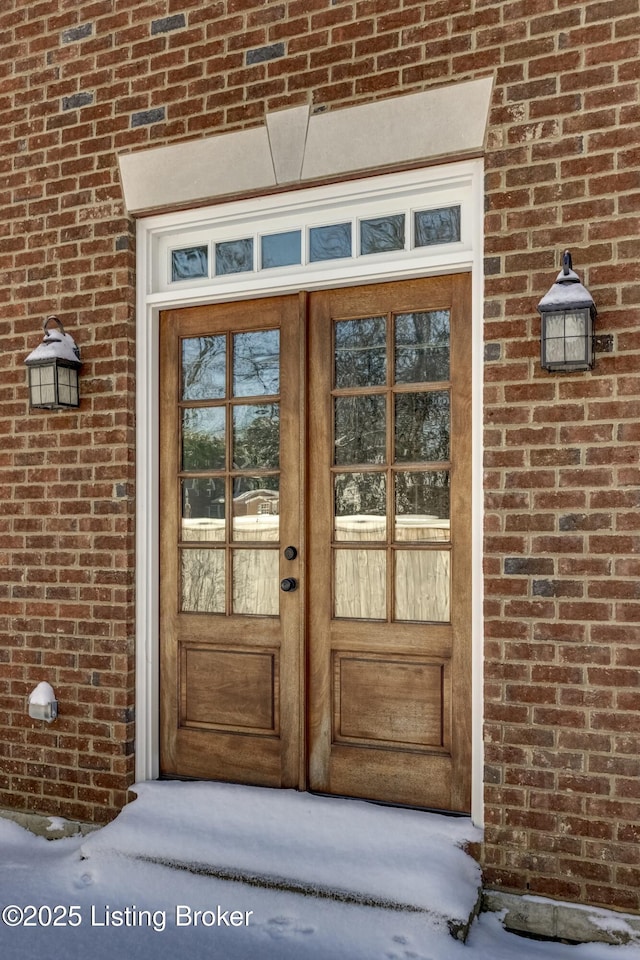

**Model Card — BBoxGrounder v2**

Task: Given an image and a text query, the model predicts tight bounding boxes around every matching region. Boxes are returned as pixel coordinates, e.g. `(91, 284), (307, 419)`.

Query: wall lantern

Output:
(537, 250), (597, 372)
(24, 316), (81, 409)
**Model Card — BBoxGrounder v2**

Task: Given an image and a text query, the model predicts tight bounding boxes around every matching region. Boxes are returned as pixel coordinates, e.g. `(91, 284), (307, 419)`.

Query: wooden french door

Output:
(160, 275), (471, 812)
(159, 295), (304, 787)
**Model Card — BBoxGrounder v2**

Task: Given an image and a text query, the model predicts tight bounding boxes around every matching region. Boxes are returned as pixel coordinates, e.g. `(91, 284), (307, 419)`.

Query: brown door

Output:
(160, 275), (471, 811)
(307, 277), (472, 812)
(159, 295), (304, 787)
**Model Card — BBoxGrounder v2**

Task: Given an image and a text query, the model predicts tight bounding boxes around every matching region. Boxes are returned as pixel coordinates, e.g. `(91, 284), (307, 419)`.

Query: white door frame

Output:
(133, 161), (485, 824)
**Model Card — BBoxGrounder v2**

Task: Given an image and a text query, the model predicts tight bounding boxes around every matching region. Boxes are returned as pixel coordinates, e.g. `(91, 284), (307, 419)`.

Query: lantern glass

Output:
(57, 364), (79, 407)
(29, 364), (56, 407)
(28, 361), (79, 409)
(541, 308), (593, 372)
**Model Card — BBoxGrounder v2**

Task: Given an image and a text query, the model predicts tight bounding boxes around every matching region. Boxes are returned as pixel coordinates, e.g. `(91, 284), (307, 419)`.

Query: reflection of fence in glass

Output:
(333, 542), (449, 622)
(181, 549), (225, 613)
(181, 541), (280, 616)
(333, 515), (450, 623)
(395, 549), (450, 622)
(233, 550), (279, 616)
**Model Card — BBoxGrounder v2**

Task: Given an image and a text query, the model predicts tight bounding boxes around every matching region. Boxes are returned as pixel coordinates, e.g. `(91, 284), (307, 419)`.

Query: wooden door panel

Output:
(181, 646), (278, 733)
(334, 654), (448, 749)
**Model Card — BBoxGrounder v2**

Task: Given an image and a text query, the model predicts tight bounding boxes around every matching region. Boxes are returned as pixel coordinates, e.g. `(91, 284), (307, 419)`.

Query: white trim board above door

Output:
(134, 159), (485, 825)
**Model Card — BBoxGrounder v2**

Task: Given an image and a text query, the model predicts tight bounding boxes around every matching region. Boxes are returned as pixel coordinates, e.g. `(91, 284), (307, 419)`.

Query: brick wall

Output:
(0, 0), (637, 911)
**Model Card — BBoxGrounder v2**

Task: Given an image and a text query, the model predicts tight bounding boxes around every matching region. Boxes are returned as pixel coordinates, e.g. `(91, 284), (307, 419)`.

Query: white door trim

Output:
(134, 161), (485, 825)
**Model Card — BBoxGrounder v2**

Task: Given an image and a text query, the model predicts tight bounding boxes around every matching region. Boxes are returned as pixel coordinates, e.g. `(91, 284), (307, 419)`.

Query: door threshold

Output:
(307, 789), (470, 818)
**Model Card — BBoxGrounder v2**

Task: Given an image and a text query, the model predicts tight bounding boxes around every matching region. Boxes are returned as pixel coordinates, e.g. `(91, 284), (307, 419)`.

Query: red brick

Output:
(0, 0), (637, 917)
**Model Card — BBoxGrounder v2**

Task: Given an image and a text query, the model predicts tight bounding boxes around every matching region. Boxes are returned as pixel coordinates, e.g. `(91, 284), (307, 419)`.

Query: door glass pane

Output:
(181, 478), (225, 541)
(395, 311), (450, 383)
(334, 549), (386, 619)
(233, 403), (280, 469)
(182, 407), (226, 470)
(360, 214), (405, 254)
(232, 550), (279, 616)
(233, 329), (280, 397)
(181, 548), (225, 613)
(233, 476), (279, 541)
(395, 391), (450, 462)
(395, 471), (450, 542)
(395, 550), (450, 622)
(334, 472), (386, 541)
(182, 336), (226, 400)
(335, 316), (386, 388)
(335, 395), (386, 465)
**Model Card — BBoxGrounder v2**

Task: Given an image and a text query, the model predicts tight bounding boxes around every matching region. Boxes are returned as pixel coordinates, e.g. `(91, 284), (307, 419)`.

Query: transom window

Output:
(149, 166), (475, 297)
(169, 207), (462, 284)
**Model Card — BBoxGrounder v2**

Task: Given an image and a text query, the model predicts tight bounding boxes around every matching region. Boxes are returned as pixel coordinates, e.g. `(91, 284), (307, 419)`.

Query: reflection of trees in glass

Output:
(335, 317), (386, 388)
(182, 429), (225, 471)
(182, 478), (225, 520)
(414, 206), (461, 247)
(396, 471), (450, 520)
(309, 223), (351, 261)
(233, 330), (279, 397)
(215, 238), (253, 275)
(335, 472), (386, 518)
(335, 395), (386, 465)
(182, 408), (225, 470)
(172, 246), (208, 281)
(360, 215), (405, 254)
(181, 549), (225, 613)
(182, 336), (226, 401)
(233, 404), (280, 469)
(395, 391), (450, 463)
(395, 312), (450, 383)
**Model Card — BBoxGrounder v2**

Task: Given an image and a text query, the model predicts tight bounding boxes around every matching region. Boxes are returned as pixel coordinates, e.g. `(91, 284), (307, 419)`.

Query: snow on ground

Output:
(83, 781), (483, 919)
(0, 784), (638, 960)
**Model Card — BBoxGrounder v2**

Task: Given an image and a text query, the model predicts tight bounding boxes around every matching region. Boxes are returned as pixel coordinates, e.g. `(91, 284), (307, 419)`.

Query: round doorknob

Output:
(280, 577), (297, 592)
(284, 546), (297, 560)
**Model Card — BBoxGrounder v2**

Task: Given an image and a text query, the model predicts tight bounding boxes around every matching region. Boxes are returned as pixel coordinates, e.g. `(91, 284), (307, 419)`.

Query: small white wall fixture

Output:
(28, 682), (58, 723)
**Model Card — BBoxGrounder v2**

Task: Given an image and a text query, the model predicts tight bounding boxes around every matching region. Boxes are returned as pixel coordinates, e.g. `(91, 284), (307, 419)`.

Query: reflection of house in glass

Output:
(233, 488), (279, 517)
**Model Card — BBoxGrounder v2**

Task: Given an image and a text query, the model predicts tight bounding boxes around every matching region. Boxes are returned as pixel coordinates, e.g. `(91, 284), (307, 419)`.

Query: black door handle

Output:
(280, 578), (297, 592)
(284, 546), (297, 560)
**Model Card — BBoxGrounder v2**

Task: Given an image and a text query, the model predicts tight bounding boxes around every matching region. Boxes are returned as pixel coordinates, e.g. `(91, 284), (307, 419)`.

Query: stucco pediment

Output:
(118, 77), (493, 216)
